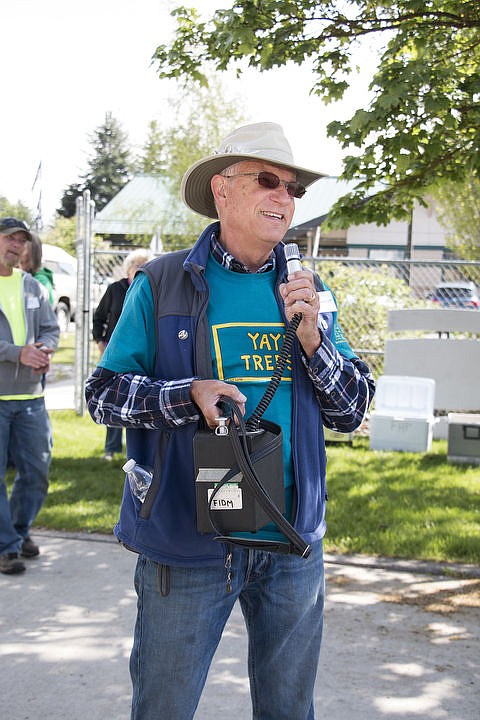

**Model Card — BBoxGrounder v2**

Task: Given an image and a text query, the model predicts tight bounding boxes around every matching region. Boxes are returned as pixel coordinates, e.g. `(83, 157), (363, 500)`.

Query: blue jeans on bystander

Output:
(105, 425), (123, 455)
(0, 397), (52, 555)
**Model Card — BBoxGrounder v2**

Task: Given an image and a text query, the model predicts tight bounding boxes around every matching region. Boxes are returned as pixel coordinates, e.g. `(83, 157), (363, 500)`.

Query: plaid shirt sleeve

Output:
(303, 332), (375, 433)
(85, 366), (200, 429)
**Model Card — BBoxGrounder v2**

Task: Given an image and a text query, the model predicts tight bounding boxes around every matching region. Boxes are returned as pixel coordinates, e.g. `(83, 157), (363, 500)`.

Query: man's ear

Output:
(211, 174), (226, 203)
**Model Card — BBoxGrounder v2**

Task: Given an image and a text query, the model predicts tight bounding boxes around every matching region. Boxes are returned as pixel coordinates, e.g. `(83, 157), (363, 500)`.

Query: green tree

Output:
(57, 182), (83, 219)
(0, 196), (33, 223)
(58, 112), (133, 218)
(87, 76), (245, 252)
(433, 174), (480, 260)
(153, 0), (480, 227)
(136, 120), (166, 175)
(43, 215), (77, 255)
(321, 262), (423, 376)
(155, 75), (246, 249)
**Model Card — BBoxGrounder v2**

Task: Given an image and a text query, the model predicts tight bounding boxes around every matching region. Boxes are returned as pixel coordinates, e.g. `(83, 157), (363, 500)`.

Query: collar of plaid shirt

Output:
(210, 232), (276, 274)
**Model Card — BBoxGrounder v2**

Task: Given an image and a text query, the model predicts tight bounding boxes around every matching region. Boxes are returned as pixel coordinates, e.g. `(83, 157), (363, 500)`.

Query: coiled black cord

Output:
(245, 312), (302, 431)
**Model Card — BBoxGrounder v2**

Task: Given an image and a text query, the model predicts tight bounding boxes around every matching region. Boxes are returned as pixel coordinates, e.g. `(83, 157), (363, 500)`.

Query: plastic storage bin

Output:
(447, 413), (480, 465)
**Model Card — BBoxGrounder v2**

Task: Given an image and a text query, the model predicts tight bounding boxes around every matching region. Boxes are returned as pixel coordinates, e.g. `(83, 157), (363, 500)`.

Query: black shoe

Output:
(21, 536), (40, 558)
(0, 553), (26, 575)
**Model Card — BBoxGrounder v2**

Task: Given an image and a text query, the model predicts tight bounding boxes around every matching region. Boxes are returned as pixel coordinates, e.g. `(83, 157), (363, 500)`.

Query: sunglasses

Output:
(222, 171), (306, 199)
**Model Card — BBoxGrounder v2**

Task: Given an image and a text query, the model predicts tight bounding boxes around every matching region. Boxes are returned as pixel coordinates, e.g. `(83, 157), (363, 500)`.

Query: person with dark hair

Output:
(0, 218), (59, 575)
(86, 123), (374, 719)
(19, 232), (55, 307)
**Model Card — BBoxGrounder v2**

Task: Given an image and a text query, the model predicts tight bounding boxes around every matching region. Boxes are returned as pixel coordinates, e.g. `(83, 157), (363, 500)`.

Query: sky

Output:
(0, 0), (375, 225)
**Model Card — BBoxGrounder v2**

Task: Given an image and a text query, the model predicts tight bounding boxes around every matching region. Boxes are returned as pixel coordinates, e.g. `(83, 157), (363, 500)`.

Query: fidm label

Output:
(207, 484), (243, 510)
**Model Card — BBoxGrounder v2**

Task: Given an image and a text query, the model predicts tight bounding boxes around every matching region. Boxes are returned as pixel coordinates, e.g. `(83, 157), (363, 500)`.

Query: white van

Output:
(41, 244), (77, 332)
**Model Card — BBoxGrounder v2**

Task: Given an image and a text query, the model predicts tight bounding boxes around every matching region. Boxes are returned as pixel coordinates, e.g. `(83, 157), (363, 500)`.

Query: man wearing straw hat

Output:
(86, 122), (374, 719)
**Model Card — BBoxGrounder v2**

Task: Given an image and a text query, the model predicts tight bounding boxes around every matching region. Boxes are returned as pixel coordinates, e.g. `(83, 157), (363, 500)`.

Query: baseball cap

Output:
(0, 217), (32, 241)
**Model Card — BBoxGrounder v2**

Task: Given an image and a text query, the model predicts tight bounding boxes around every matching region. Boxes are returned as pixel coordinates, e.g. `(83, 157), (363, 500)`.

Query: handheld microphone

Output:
(284, 243), (302, 275)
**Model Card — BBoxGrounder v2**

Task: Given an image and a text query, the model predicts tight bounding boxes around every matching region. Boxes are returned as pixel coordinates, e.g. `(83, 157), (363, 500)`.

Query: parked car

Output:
(42, 244), (77, 331)
(431, 281), (480, 310)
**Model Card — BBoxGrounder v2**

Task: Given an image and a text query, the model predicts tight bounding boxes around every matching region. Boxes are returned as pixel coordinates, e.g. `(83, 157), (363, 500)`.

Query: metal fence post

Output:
(74, 190), (95, 415)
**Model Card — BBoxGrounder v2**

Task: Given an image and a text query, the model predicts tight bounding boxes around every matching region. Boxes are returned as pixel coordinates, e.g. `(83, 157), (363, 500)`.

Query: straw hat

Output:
(181, 122), (326, 218)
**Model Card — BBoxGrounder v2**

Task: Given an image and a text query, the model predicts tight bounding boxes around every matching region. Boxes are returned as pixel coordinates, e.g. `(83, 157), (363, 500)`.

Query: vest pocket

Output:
(139, 432), (170, 519)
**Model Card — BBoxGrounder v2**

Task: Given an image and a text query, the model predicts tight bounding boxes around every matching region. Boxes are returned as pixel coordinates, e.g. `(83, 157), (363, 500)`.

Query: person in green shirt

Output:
(20, 232), (55, 307)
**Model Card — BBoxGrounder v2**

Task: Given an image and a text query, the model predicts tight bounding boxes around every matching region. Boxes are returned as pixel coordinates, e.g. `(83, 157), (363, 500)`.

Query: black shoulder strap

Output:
(212, 396), (311, 558)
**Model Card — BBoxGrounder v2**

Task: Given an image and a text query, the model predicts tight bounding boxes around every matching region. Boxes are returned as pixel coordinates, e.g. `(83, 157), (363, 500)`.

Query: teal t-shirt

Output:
(99, 274), (155, 375)
(205, 254), (294, 540)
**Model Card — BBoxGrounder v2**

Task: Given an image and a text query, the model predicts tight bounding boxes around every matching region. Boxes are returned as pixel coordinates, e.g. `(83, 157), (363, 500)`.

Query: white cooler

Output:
(370, 376), (436, 453)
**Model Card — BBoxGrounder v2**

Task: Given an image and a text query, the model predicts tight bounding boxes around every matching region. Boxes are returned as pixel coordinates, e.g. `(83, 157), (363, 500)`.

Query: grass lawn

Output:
(33, 410), (124, 534)
(7, 410), (479, 565)
(325, 436), (479, 564)
(52, 330), (76, 365)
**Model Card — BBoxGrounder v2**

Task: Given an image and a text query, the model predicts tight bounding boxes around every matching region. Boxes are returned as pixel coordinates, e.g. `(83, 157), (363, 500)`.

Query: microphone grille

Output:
(284, 243), (300, 260)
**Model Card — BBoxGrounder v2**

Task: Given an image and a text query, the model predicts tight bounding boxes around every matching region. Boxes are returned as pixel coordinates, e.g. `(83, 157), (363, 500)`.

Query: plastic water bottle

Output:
(122, 459), (153, 503)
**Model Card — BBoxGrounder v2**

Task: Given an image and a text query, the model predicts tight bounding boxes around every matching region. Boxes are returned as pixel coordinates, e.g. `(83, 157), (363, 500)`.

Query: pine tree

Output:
(136, 120), (166, 175)
(57, 112), (132, 217)
(57, 182), (83, 219)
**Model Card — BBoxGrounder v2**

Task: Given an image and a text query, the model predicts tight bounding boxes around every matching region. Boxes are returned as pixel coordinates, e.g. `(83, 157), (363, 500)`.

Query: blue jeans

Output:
(0, 398), (52, 554)
(130, 541), (324, 720)
(105, 425), (123, 454)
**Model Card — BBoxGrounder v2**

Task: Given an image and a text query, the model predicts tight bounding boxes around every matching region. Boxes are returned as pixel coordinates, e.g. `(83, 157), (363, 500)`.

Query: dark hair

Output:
(26, 233), (43, 274)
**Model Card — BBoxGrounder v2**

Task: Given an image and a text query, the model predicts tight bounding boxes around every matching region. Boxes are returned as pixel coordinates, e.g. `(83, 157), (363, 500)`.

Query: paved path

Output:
(45, 377), (75, 411)
(39, 380), (479, 717)
(1, 531), (478, 720)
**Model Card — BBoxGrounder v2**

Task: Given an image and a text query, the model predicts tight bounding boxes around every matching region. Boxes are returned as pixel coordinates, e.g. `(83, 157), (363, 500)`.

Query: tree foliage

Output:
(43, 215), (77, 255)
(57, 182), (84, 219)
(136, 120), (167, 175)
(322, 262), (421, 365)
(153, 0), (480, 227)
(152, 75), (246, 249)
(433, 174), (480, 260)
(58, 112), (133, 218)
(52, 78), (243, 250)
(0, 196), (33, 224)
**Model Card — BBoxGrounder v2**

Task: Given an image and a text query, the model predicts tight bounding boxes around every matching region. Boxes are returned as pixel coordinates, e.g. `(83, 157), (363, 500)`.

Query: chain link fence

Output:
(89, 250), (480, 381)
(305, 256), (480, 379)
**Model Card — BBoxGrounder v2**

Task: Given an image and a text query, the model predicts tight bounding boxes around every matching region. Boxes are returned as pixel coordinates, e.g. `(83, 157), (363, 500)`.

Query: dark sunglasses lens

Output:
(257, 172), (305, 198)
(293, 184), (306, 199)
(257, 172), (280, 190)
